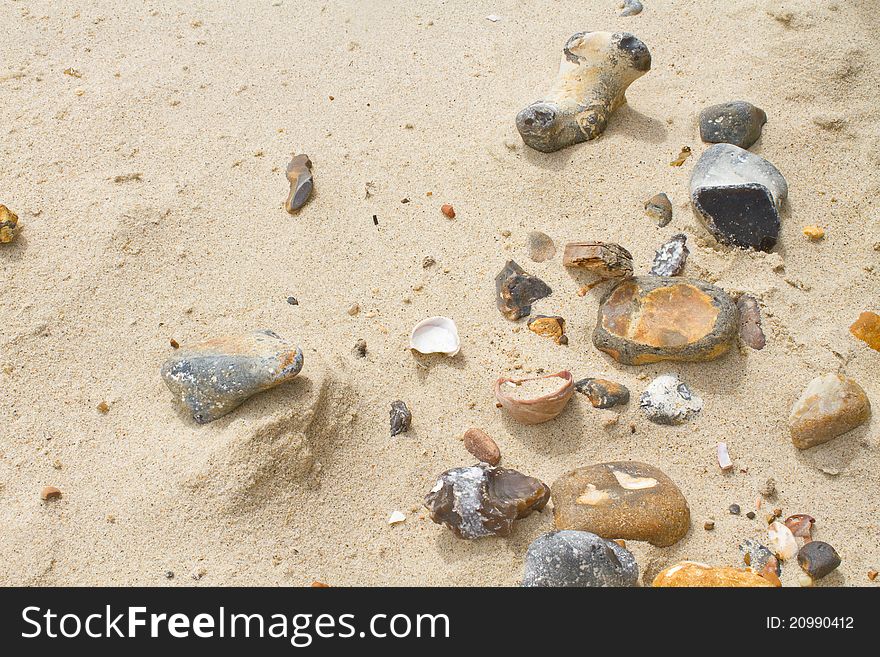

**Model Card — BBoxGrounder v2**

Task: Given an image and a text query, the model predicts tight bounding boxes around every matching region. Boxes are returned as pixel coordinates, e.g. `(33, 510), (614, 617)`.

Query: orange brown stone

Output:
(652, 562), (778, 587)
(850, 311), (880, 352)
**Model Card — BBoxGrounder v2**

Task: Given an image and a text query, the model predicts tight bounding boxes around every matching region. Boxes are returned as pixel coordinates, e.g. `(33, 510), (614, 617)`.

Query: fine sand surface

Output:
(1, 0), (878, 586)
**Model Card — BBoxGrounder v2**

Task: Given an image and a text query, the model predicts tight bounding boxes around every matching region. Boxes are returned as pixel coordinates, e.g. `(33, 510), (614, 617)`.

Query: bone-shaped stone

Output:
(516, 31), (651, 153)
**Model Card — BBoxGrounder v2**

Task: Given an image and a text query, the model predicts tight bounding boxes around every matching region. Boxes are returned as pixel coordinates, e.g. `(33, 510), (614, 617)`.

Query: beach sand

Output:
(1, 0), (878, 586)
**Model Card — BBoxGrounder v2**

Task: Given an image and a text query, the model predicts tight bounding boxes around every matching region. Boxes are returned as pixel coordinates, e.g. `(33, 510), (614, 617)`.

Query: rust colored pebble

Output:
(704, 521), (715, 531)
(311, 581), (331, 588)
(440, 204), (455, 219)
(97, 401), (110, 414)
(170, 338), (180, 349)
(868, 570), (878, 581)
(462, 428), (501, 465)
(41, 486), (62, 501)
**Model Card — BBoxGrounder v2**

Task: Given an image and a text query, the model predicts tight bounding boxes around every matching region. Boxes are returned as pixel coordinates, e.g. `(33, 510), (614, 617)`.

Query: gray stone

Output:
(526, 231), (556, 262)
(699, 101), (767, 149)
(161, 330), (304, 423)
(690, 143), (787, 252)
(649, 233), (689, 276)
(495, 260), (552, 320)
(389, 400), (412, 436)
(639, 374), (702, 425)
(522, 530), (639, 587)
(797, 541), (841, 579)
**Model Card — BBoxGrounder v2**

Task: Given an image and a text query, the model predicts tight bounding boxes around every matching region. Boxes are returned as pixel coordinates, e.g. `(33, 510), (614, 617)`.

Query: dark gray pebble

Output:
(522, 530), (639, 587)
(699, 101), (767, 150)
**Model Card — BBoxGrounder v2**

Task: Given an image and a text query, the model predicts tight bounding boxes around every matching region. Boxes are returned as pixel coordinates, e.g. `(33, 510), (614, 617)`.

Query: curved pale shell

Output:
(409, 316), (460, 356)
(494, 371), (574, 424)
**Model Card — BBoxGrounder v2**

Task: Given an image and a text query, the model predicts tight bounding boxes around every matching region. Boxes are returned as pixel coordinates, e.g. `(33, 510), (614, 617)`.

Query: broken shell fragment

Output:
(527, 231), (556, 262)
(552, 461), (691, 547)
(767, 520), (798, 560)
(789, 373), (871, 449)
(495, 260), (552, 320)
(0, 205), (19, 243)
(160, 330), (304, 424)
(652, 562), (777, 587)
(717, 442), (733, 471)
(522, 530), (639, 587)
(574, 377), (630, 408)
(424, 464), (550, 539)
(388, 510), (406, 525)
(797, 541), (841, 580)
(737, 294), (766, 350)
(562, 242), (633, 278)
(784, 514), (815, 541)
(463, 428), (501, 465)
(644, 193), (672, 227)
(850, 311), (880, 351)
(527, 315), (566, 344)
(284, 154), (313, 213)
(409, 316), (460, 356)
(639, 374), (702, 425)
(515, 31), (651, 152)
(649, 233), (689, 276)
(389, 400), (412, 437)
(494, 371), (574, 424)
(593, 276), (739, 365)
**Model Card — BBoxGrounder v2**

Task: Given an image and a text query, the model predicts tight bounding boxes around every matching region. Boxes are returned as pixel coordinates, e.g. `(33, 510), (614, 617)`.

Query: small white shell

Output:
(717, 442), (733, 471)
(767, 521), (798, 560)
(388, 511), (406, 525)
(409, 316), (460, 356)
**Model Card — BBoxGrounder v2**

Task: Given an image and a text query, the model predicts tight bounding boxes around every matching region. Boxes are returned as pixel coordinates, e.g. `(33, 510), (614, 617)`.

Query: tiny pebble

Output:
(347, 303), (360, 316)
(729, 504), (741, 515)
(40, 486), (62, 501)
(746, 511), (756, 519)
(704, 521), (715, 531)
(165, 571), (175, 579)
(868, 570), (878, 581)
(441, 204), (455, 219)
(803, 225), (825, 240)
(170, 338), (180, 349)
(97, 401), (110, 414)
(287, 296), (298, 305)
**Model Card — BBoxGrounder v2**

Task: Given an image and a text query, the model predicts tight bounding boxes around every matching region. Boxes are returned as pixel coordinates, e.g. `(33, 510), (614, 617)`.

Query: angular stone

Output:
(737, 294), (766, 349)
(161, 330), (304, 424)
(522, 530), (638, 587)
(649, 233), (689, 276)
(740, 539), (781, 576)
(563, 242), (633, 278)
(797, 541), (841, 580)
(690, 143), (787, 252)
(850, 311), (880, 351)
(593, 276), (739, 365)
(652, 562), (777, 587)
(526, 231), (556, 262)
(699, 101), (767, 149)
(644, 193), (672, 227)
(527, 315), (566, 344)
(285, 154), (313, 213)
(574, 378), (630, 408)
(639, 374), (702, 425)
(0, 204), (19, 243)
(552, 461), (690, 547)
(389, 400), (412, 437)
(495, 260), (552, 320)
(789, 373), (871, 449)
(424, 464), (550, 539)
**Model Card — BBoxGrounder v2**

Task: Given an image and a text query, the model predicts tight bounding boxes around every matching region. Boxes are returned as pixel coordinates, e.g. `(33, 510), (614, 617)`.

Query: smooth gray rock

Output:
(522, 530), (639, 587)
(161, 330), (304, 423)
(690, 143), (787, 252)
(699, 101), (767, 149)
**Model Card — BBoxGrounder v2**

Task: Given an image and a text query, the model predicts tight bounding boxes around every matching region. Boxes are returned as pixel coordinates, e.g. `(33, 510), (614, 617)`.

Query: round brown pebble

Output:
(746, 511), (756, 519)
(462, 428), (501, 466)
(440, 204), (455, 219)
(97, 401), (110, 414)
(704, 521), (715, 531)
(170, 338), (180, 349)
(41, 486), (62, 501)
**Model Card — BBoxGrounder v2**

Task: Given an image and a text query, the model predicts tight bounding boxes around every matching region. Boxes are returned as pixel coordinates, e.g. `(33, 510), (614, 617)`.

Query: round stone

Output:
(789, 373), (871, 449)
(551, 461), (691, 547)
(797, 541), (841, 580)
(522, 530), (639, 587)
(592, 276), (739, 365)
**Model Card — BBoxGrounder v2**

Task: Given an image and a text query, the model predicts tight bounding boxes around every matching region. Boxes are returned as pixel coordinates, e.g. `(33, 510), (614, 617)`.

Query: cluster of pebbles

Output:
(15, 23), (875, 588)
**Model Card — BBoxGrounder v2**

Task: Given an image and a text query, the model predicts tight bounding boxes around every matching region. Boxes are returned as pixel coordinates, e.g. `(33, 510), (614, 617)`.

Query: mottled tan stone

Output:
(652, 562), (777, 587)
(552, 461), (690, 547)
(789, 373), (871, 449)
(850, 311), (880, 352)
(563, 242), (633, 278)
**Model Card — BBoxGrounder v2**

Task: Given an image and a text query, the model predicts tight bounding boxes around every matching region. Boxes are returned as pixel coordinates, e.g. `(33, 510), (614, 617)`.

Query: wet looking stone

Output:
(649, 233), (689, 276)
(389, 400), (412, 437)
(424, 464), (550, 539)
(653, 562), (777, 587)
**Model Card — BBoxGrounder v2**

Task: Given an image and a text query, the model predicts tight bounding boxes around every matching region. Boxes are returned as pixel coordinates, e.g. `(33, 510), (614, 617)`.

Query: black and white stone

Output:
(699, 101), (767, 149)
(522, 530), (639, 587)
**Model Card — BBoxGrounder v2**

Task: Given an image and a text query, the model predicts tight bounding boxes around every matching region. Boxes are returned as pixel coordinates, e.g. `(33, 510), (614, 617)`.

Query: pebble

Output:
(552, 461), (691, 547)
(574, 377), (630, 408)
(639, 374), (703, 425)
(516, 31), (650, 152)
(789, 373), (871, 449)
(593, 276), (739, 364)
(729, 504), (741, 515)
(704, 521), (715, 531)
(690, 143), (787, 251)
(463, 428), (501, 465)
(803, 225), (825, 240)
(389, 400), (412, 437)
(850, 311), (880, 351)
(353, 339), (367, 358)
(619, 0), (643, 17)
(347, 303), (360, 316)
(284, 154), (313, 213)
(495, 260), (552, 320)
(653, 562), (776, 587)
(522, 530), (639, 587)
(562, 241), (633, 278)
(736, 294), (766, 350)
(0, 205), (19, 243)
(286, 296), (298, 306)
(424, 464), (550, 539)
(440, 204), (455, 219)
(527, 315), (566, 344)
(97, 401), (110, 414)
(699, 101), (767, 149)
(526, 231), (556, 262)
(40, 486), (62, 501)
(740, 538), (780, 575)
(797, 541), (841, 579)
(160, 330), (304, 423)
(644, 193), (672, 227)
(746, 511), (756, 519)
(649, 233), (689, 276)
